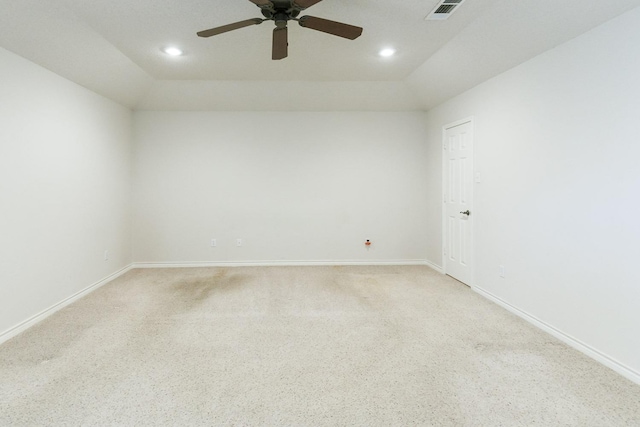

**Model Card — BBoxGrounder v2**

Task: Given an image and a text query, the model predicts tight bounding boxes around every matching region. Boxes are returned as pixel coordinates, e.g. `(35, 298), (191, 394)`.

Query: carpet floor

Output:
(1, 266), (639, 426)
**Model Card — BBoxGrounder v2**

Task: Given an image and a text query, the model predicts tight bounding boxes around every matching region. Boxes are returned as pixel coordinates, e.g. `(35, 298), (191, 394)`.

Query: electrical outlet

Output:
(236, 239), (243, 247)
(104, 250), (109, 261)
(499, 265), (505, 278)
(210, 239), (217, 247)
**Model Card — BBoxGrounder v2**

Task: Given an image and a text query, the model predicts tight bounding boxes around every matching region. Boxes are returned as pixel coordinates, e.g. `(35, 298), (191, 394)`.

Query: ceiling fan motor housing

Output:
(261, 7), (300, 22)
(273, 12), (290, 28)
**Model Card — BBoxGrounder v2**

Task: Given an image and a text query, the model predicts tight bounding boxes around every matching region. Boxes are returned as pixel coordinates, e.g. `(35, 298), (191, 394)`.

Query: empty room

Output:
(1, 0), (640, 425)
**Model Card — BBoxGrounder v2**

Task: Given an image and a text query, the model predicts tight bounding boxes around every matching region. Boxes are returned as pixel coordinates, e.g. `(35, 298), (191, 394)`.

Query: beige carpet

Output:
(1, 266), (639, 426)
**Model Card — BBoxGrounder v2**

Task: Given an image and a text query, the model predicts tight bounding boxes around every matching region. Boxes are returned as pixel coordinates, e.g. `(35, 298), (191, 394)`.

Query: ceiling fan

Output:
(197, 0), (363, 60)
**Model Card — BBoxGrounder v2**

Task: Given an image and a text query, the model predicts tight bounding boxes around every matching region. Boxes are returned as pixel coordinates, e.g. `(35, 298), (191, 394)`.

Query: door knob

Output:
(460, 210), (470, 216)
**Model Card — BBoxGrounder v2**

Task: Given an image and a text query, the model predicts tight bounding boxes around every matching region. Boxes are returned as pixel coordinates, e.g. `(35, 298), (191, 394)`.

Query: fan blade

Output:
(293, 0), (323, 9)
(298, 16), (362, 40)
(272, 27), (288, 60)
(197, 18), (263, 38)
(249, 0), (273, 7)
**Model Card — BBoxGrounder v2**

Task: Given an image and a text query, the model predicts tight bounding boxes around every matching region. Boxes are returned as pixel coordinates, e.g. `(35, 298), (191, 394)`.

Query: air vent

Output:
(426, 0), (466, 21)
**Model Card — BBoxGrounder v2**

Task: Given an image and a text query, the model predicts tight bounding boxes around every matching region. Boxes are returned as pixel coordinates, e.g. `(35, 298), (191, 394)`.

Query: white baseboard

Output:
(473, 285), (640, 386)
(0, 264), (134, 346)
(133, 259), (430, 268)
(423, 259), (444, 274)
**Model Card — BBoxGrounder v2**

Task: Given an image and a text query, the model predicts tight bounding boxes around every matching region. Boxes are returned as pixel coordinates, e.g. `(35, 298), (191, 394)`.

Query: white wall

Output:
(136, 81), (422, 111)
(0, 47), (133, 337)
(132, 112), (429, 264)
(423, 8), (640, 378)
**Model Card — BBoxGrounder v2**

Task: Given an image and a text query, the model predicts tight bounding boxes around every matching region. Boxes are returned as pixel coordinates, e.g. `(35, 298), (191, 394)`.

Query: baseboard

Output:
(0, 264), (134, 346)
(473, 285), (640, 386)
(423, 259), (444, 274)
(133, 259), (430, 268)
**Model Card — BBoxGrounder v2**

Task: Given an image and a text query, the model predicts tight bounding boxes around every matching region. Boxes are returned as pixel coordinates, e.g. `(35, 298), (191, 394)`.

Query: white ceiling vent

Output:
(425, 0), (466, 21)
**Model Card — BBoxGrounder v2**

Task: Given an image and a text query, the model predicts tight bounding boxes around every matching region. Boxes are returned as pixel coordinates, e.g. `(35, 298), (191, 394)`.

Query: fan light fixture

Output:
(163, 47), (184, 56)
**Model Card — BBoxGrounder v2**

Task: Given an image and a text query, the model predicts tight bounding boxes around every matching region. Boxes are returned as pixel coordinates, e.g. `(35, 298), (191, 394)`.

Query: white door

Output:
(443, 121), (473, 285)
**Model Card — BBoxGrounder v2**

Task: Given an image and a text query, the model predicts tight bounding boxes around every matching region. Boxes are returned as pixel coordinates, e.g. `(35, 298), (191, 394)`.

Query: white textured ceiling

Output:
(1, 0), (639, 110)
(62, 0), (488, 81)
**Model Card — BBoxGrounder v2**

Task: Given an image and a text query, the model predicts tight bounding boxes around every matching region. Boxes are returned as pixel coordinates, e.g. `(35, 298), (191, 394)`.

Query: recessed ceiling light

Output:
(379, 48), (396, 58)
(163, 47), (183, 56)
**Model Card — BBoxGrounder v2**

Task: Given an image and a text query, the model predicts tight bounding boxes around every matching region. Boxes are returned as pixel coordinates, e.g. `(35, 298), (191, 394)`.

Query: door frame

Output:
(442, 117), (475, 287)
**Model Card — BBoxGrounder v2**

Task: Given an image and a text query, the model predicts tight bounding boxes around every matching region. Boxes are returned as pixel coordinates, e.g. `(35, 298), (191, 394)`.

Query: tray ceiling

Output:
(1, 0), (639, 109)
